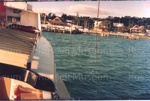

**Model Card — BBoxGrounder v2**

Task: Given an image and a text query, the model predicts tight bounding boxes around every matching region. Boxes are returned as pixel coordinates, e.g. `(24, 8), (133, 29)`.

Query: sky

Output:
(32, 1), (150, 18)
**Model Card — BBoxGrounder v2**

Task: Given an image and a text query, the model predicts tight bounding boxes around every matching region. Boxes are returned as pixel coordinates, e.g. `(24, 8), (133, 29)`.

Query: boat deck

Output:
(0, 28), (38, 68)
(0, 28), (70, 99)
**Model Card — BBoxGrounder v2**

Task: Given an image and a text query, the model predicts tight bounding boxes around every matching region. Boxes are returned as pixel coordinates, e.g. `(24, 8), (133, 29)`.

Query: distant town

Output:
(41, 12), (150, 35)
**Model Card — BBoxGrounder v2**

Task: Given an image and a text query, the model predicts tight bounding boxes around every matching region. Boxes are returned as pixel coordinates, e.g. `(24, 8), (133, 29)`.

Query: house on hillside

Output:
(94, 20), (112, 31)
(130, 25), (145, 33)
(113, 23), (124, 32)
(48, 16), (66, 26)
(113, 23), (124, 28)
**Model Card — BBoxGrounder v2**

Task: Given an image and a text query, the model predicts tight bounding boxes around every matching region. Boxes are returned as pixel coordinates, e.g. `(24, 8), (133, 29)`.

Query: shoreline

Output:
(43, 30), (150, 40)
(88, 30), (150, 40)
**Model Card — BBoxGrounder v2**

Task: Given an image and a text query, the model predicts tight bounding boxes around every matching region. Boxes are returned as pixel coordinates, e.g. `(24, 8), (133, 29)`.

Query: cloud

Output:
(33, 4), (117, 18)
(66, 4), (116, 18)
(33, 8), (63, 15)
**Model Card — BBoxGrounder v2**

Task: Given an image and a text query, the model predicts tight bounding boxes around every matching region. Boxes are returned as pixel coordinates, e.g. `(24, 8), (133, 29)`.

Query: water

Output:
(43, 32), (150, 100)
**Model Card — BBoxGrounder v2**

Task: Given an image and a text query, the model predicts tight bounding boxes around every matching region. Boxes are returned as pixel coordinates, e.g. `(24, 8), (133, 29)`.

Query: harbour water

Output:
(43, 32), (150, 100)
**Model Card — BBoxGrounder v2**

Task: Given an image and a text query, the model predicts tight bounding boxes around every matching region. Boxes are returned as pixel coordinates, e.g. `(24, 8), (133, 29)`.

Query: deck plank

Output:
(0, 28), (38, 68)
(0, 42), (31, 51)
(0, 35), (34, 46)
(1, 29), (37, 41)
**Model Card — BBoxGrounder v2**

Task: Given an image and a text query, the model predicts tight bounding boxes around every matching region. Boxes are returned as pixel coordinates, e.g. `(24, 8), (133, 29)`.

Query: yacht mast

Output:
(96, 0), (100, 46)
(96, 0), (100, 100)
(97, 0), (100, 20)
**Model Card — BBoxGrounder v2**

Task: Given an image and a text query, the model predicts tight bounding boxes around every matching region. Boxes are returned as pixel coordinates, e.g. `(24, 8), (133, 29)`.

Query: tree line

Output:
(41, 13), (150, 31)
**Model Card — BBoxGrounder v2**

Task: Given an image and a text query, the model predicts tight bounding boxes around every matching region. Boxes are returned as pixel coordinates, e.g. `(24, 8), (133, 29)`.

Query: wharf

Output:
(42, 25), (83, 34)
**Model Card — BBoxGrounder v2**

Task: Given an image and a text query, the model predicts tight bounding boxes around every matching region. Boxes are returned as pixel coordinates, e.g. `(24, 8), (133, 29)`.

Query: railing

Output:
(27, 30), (40, 70)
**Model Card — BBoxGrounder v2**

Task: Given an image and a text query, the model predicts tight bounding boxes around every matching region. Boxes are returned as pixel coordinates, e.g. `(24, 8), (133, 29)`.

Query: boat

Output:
(0, 2), (70, 100)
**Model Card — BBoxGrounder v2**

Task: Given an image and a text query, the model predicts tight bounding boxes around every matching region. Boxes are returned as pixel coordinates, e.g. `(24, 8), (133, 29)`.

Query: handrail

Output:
(27, 31), (40, 70)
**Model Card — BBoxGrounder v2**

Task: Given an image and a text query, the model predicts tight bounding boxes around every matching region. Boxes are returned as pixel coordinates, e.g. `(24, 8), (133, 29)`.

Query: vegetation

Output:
(40, 12), (150, 32)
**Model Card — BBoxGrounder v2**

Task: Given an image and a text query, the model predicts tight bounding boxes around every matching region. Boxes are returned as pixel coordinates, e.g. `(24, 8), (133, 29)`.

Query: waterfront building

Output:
(94, 20), (102, 29)
(113, 23), (124, 32)
(49, 16), (66, 26)
(130, 25), (145, 33)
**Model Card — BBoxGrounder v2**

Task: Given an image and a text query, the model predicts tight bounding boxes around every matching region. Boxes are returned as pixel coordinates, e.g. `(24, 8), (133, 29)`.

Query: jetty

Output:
(42, 25), (83, 34)
(41, 24), (150, 40)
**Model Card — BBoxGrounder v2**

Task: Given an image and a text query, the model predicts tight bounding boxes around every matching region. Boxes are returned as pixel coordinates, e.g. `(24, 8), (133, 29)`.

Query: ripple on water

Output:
(43, 32), (150, 99)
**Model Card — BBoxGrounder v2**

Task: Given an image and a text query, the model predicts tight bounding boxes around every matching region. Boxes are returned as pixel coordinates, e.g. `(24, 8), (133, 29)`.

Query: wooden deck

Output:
(0, 28), (38, 68)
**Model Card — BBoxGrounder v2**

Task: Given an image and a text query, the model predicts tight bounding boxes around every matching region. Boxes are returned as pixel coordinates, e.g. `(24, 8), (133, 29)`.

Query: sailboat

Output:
(0, 2), (70, 100)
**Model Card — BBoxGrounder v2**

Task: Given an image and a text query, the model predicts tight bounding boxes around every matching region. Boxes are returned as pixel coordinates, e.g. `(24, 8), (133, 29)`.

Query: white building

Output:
(0, 2), (41, 30)
(94, 20), (102, 28)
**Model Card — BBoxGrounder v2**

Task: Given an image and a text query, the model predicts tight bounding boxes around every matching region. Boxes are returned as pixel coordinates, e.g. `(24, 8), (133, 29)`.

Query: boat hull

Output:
(0, 35), (70, 100)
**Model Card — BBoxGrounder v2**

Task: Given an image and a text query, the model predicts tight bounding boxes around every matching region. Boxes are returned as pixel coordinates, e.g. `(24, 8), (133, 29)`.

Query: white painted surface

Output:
(20, 11), (38, 29)
(38, 13), (41, 31)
